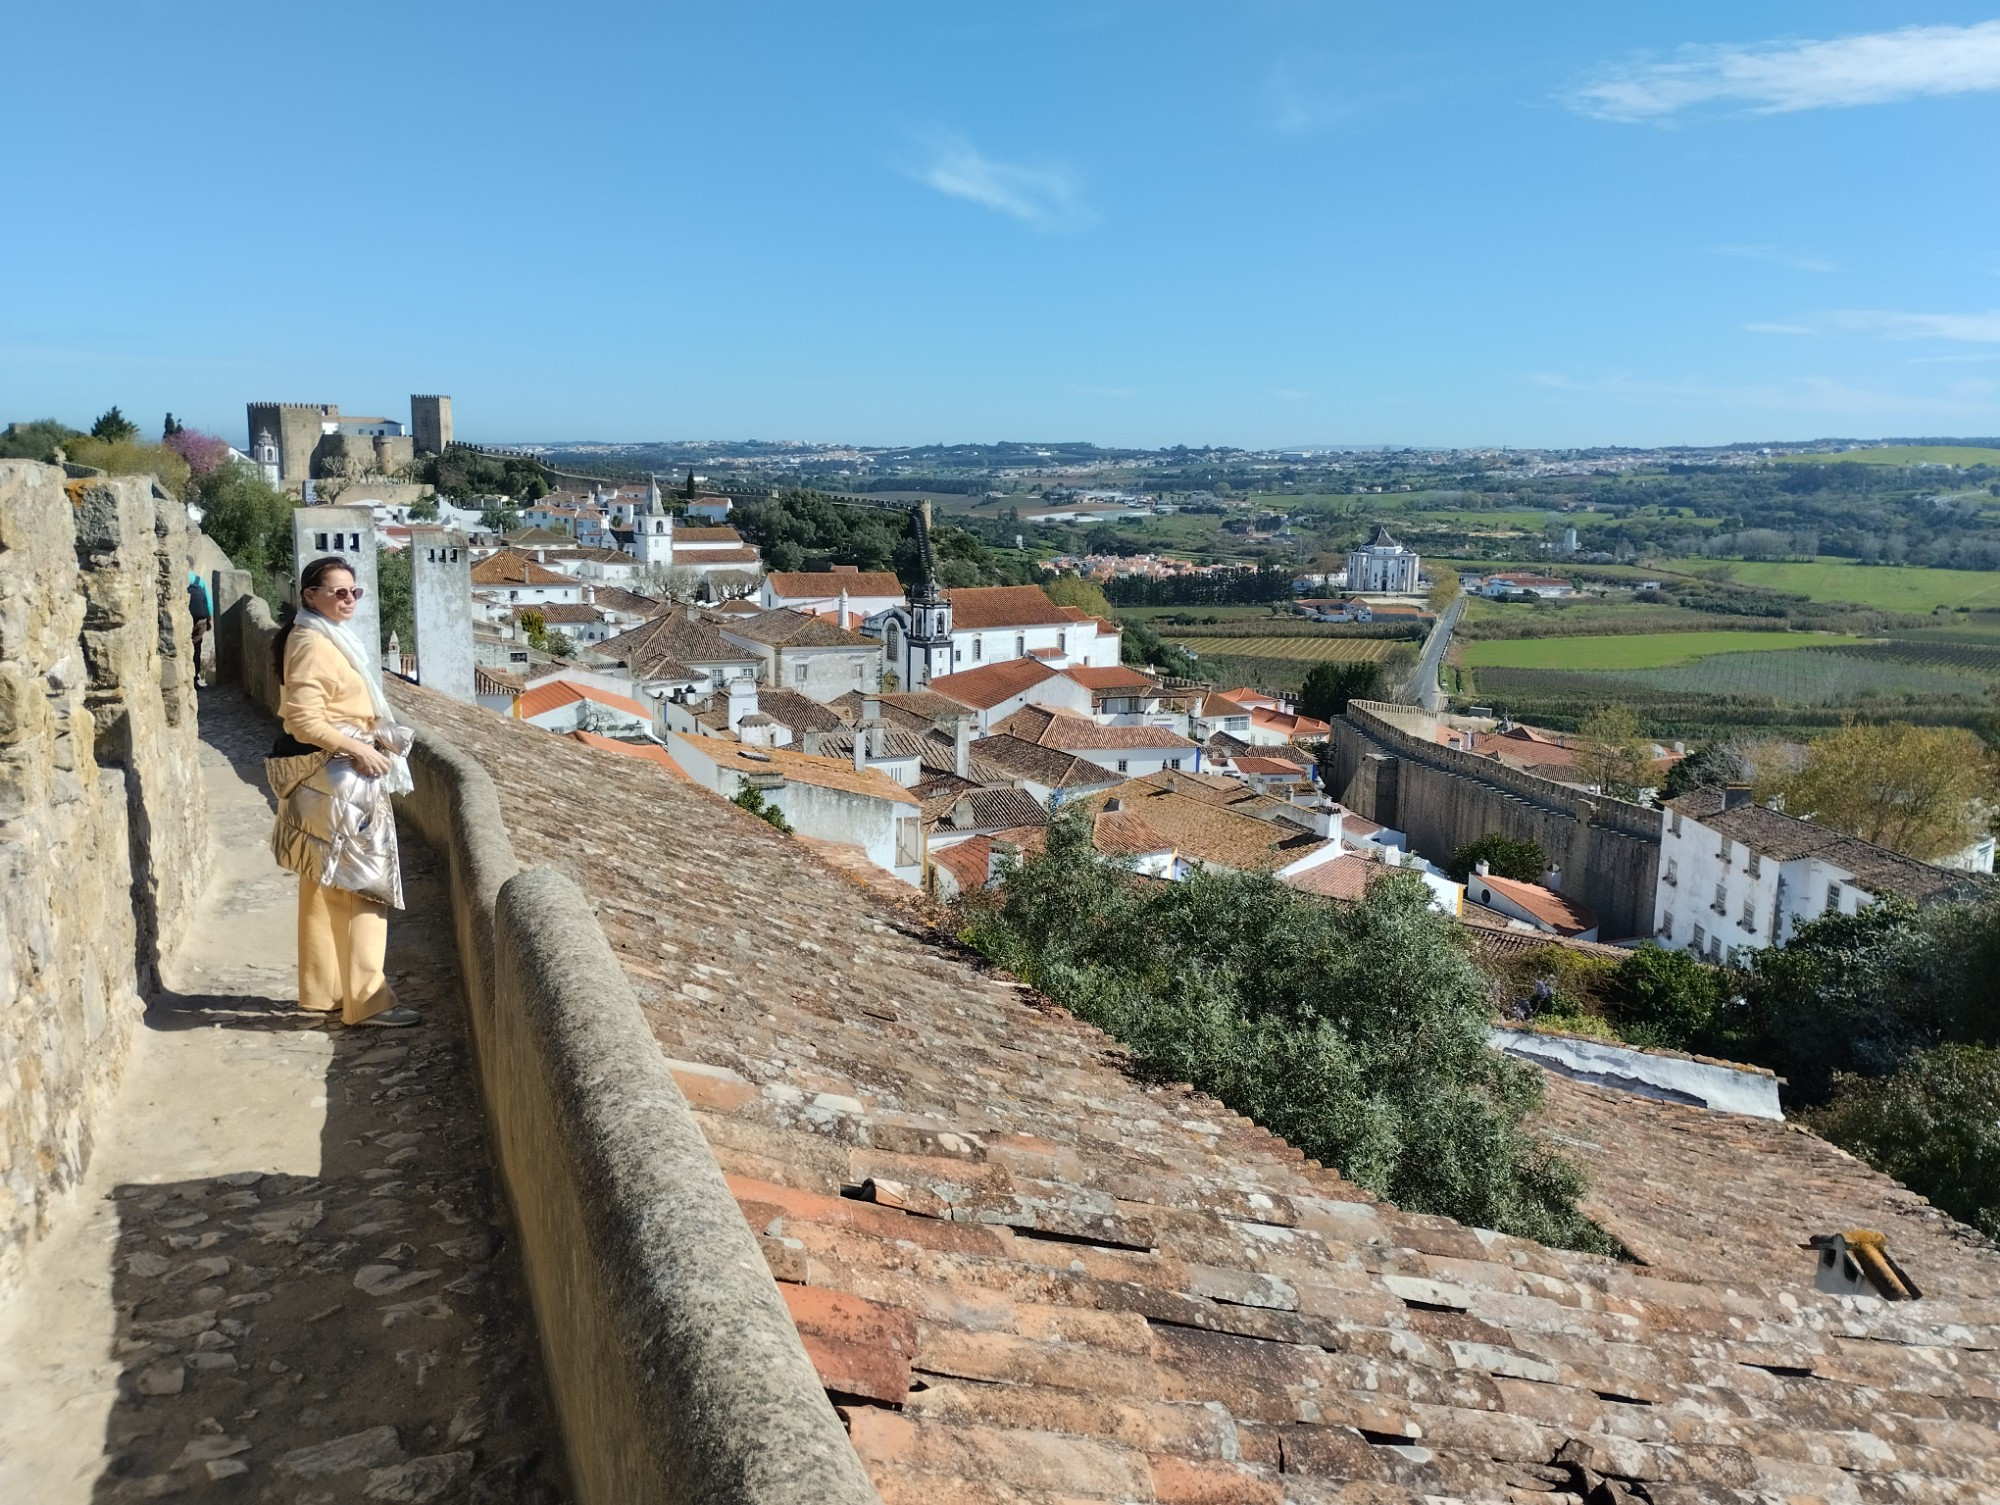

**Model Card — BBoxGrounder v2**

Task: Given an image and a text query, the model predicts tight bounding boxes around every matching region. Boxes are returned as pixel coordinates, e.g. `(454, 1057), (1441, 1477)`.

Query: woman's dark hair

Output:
(271, 555), (356, 684)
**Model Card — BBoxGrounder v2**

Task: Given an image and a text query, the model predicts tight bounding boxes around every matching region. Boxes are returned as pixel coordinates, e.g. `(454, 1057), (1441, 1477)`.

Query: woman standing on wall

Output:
(266, 555), (422, 1028)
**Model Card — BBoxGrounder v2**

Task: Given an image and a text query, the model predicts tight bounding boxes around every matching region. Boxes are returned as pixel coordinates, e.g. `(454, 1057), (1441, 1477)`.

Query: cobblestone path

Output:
(0, 688), (569, 1504)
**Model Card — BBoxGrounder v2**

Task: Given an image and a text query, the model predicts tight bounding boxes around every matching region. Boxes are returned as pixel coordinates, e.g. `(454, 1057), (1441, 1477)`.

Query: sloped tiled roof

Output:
(690, 687), (851, 738)
(926, 658), (1061, 711)
(1476, 871), (1601, 936)
(470, 549), (577, 587)
(766, 569), (906, 599)
(992, 704), (1197, 751)
(386, 680), (2000, 1505)
(671, 525), (745, 544)
(511, 602), (606, 625)
(472, 666), (522, 696)
(514, 679), (651, 721)
(685, 738), (920, 807)
(971, 735), (1123, 792)
(566, 729), (688, 780)
(1063, 665), (1158, 692)
(919, 783), (1050, 832)
(597, 607), (759, 672)
(1084, 780), (1334, 873)
(1668, 787), (1981, 905)
(829, 690), (973, 731)
(942, 584), (1072, 629)
(721, 608), (874, 649)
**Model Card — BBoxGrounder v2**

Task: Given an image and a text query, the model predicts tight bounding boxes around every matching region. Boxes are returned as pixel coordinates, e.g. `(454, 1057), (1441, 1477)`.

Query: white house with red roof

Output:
(1465, 863), (1600, 940)
(514, 679), (656, 737)
(1193, 688), (1333, 747)
(760, 567), (907, 623)
(878, 583), (1122, 689)
(988, 704), (1201, 778)
(923, 659), (1095, 732)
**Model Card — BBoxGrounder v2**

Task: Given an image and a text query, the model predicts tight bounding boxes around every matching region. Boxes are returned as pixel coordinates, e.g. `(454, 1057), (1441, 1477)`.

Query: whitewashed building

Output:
(1345, 525), (1420, 594)
(1655, 787), (1978, 963)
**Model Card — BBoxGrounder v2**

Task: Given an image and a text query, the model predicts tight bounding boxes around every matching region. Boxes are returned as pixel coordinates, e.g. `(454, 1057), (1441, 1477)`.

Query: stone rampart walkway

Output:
(0, 688), (569, 1503)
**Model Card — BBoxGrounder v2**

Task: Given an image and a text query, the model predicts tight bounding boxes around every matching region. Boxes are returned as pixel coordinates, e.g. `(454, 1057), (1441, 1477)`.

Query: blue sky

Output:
(3, 2), (1997, 449)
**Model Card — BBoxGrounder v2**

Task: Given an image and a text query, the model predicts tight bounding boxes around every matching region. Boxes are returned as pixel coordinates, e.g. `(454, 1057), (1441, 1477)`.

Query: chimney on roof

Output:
(1309, 805), (1343, 841)
(1723, 785), (1753, 810)
(802, 728), (824, 757)
(584, 583), (596, 605)
(535, 547), (545, 563)
(1543, 864), (1562, 893)
(852, 722), (872, 773)
(1474, 859), (1491, 877)
(1812, 1230), (1921, 1300)
(869, 722), (886, 759)
(837, 586), (850, 630)
(951, 796), (975, 829)
(953, 717), (972, 779)
(726, 676), (758, 731)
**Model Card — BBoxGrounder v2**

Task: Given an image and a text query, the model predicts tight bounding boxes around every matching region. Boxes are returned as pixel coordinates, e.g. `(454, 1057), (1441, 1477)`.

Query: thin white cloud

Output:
(1748, 309), (2000, 342)
(1568, 22), (2000, 122)
(909, 134), (1091, 231)
(1824, 309), (2000, 342)
(1711, 244), (1836, 274)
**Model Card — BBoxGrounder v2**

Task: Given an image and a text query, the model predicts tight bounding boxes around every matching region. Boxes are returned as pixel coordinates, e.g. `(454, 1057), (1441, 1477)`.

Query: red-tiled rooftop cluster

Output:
(394, 681), (2000, 1505)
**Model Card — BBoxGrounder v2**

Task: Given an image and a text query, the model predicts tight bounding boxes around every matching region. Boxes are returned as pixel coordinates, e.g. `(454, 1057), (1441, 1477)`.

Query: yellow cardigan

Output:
(281, 629), (379, 753)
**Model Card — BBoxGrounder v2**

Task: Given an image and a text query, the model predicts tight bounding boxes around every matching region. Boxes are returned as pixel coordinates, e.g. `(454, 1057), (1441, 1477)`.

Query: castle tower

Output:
(632, 473), (675, 567)
(903, 501), (954, 687)
(247, 402), (337, 487)
(410, 395), (453, 456)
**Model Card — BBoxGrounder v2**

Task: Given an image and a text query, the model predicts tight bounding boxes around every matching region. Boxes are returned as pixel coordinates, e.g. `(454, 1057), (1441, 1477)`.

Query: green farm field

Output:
(1461, 630), (1861, 671)
(1774, 446), (2000, 468)
(1656, 558), (2000, 612)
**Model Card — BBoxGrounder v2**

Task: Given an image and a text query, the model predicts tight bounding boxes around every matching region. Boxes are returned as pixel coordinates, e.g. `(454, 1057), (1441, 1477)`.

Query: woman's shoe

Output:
(351, 1005), (423, 1028)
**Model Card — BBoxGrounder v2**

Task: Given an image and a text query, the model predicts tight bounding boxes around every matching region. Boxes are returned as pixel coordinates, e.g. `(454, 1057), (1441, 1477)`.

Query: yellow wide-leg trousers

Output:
(296, 875), (395, 1024)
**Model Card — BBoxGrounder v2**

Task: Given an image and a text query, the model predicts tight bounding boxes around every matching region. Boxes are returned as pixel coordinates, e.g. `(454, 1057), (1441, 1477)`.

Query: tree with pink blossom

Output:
(163, 425), (231, 478)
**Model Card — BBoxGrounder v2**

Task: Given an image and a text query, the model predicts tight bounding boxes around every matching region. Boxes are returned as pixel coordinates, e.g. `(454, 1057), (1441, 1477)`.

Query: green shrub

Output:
(1608, 944), (1729, 1051)
(1447, 833), (1547, 883)
(959, 816), (1618, 1254)
(1805, 1046), (2000, 1240)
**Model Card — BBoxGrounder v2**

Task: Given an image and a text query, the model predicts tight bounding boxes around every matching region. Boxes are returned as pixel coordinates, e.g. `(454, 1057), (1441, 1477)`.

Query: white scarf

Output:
(297, 607), (414, 794)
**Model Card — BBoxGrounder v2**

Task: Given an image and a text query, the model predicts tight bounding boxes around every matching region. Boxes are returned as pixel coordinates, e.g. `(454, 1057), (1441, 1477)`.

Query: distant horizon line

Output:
(469, 433), (2000, 456)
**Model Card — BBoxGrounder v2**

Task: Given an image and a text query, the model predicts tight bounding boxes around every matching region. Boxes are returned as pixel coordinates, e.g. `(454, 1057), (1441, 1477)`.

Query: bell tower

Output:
(903, 501), (954, 686)
(633, 473), (675, 567)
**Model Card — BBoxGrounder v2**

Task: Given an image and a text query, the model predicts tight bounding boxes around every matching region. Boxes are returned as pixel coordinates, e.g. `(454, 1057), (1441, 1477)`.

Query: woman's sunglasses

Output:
(312, 585), (366, 602)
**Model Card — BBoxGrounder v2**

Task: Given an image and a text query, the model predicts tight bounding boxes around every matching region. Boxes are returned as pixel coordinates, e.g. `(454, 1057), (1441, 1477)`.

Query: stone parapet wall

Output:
(217, 580), (879, 1505)
(1327, 699), (1662, 938)
(0, 461), (208, 1290)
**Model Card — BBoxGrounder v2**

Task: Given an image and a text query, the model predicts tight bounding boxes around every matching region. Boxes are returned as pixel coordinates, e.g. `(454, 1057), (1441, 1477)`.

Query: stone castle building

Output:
(246, 393), (453, 490)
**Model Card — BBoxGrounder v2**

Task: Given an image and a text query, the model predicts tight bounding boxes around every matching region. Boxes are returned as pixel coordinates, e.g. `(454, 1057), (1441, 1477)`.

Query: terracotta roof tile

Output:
(926, 659), (1061, 711)
(990, 704), (1196, 751)
(386, 677), (2000, 1505)
(682, 737), (921, 806)
(1086, 780), (1333, 872)
(597, 606), (759, 672)
(1063, 665), (1157, 692)
(514, 679), (652, 720)
(721, 608), (874, 649)
(1474, 871), (1600, 936)
(470, 549), (577, 587)
(971, 735), (1123, 792)
(566, 729), (688, 779)
(941, 585), (1073, 629)
(766, 569), (906, 599)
